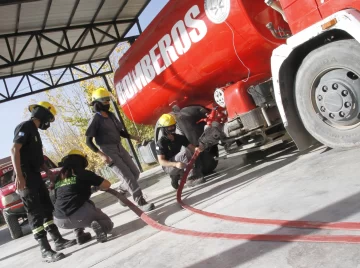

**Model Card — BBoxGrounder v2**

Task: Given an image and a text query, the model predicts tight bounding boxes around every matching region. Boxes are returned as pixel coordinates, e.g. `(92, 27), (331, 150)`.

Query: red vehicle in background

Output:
(0, 156), (60, 239)
(115, 0), (360, 168)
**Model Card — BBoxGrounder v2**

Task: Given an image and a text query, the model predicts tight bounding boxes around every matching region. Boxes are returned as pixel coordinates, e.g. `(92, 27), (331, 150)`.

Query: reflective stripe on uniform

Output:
(133, 187), (141, 194)
(43, 220), (54, 228)
(55, 176), (76, 189)
(32, 225), (44, 234)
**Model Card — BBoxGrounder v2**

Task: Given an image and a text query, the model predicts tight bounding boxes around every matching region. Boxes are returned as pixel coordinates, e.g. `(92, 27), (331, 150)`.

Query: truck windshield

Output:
(46, 158), (56, 169)
(41, 158), (57, 171)
(0, 169), (14, 187)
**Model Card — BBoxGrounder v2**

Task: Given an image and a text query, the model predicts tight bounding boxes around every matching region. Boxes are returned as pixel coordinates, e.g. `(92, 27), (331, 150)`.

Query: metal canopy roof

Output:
(0, 0), (150, 103)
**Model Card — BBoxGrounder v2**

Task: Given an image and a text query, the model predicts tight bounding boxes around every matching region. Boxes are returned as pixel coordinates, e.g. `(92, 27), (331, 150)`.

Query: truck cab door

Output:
(315, 0), (360, 19)
(279, 0), (322, 34)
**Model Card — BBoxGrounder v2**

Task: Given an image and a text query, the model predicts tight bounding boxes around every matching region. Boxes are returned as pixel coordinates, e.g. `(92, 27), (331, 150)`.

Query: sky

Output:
(0, 0), (169, 159)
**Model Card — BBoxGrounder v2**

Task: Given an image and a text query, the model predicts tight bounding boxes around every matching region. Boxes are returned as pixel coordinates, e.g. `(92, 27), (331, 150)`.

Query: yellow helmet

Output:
(61, 149), (88, 167)
(91, 87), (112, 103)
(28, 101), (57, 122)
(158, 114), (176, 127)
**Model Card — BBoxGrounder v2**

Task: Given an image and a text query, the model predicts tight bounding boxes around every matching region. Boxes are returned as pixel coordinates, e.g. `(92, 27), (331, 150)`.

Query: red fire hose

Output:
(176, 150), (360, 231)
(107, 150), (360, 244)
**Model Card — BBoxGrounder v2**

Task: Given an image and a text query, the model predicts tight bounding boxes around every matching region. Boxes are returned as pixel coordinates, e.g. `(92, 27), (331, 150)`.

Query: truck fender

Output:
(271, 9), (360, 151)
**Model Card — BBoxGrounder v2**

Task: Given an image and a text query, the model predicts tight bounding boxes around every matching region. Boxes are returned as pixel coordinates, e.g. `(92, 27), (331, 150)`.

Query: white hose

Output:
(225, 21), (251, 82)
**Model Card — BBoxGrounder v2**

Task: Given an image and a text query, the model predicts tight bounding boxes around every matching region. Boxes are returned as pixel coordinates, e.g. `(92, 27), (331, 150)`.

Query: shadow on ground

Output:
(4, 142), (349, 267)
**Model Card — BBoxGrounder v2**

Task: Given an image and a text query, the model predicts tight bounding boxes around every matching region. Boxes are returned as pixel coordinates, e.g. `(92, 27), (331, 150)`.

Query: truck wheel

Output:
(3, 212), (23, 239)
(295, 39), (360, 148)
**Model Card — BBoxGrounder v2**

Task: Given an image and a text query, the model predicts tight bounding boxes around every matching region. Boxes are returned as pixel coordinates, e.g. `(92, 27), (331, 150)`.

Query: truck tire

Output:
(295, 39), (360, 149)
(3, 212), (23, 239)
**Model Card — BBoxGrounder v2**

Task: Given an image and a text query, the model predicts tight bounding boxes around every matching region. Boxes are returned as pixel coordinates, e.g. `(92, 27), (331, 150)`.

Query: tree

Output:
(79, 42), (155, 147)
(31, 42), (156, 175)
(42, 85), (104, 172)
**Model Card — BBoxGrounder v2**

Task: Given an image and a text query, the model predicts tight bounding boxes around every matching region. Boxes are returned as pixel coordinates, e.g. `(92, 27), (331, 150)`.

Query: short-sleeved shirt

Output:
(53, 169), (104, 217)
(85, 112), (129, 146)
(156, 134), (190, 160)
(13, 120), (44, 174)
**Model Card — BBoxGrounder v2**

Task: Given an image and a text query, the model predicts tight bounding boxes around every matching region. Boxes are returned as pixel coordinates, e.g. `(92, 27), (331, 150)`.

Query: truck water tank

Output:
(114, 0), (289, 125)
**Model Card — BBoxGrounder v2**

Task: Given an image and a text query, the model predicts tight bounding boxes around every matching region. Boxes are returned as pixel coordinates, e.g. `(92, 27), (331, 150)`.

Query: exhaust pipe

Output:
(266, 22), (290, 39)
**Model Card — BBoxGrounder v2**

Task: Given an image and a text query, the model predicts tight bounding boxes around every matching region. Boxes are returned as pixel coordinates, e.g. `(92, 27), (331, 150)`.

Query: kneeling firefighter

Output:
(53, 150), (114, 243)
(85, 88), (155, 211)
(156, 114), (205, 189)
(11, 101), (76, 263)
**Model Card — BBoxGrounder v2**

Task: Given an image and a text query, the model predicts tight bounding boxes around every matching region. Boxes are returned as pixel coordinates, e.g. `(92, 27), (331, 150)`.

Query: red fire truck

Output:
(114, 0), (360, 170)
(0, 156), (60, 239)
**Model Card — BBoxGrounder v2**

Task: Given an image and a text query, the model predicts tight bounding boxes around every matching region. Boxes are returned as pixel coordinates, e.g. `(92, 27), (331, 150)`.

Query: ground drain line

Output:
(177, 151), (360, 231)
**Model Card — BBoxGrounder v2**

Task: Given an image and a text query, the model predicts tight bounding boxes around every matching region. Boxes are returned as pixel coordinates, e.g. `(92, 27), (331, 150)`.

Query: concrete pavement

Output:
(2, 142), (360, 267)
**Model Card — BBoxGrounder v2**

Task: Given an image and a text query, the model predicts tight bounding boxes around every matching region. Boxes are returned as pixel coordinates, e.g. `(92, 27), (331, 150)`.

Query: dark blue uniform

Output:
(14, 120), (57, 239)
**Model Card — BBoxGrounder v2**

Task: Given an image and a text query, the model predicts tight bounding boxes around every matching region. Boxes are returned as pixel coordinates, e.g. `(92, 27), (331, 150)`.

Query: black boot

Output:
(48, 228), (77, 251)
(117, 189), (127, 207)
(170, 175), (180, 190)
(137, 196), (155, 212)
(74, 228), (92, 245)
(90, 221), (107, 243)
(186, 176), (205, 187)
(37, 236), (65, 263)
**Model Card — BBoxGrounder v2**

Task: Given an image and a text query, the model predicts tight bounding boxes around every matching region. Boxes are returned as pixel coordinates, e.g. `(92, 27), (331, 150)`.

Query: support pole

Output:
(102, 74), (143, 172)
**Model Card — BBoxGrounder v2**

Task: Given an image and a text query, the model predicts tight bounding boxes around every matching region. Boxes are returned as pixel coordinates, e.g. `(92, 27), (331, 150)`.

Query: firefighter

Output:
(53, 150), (113, 243)
(11, 101), (76, 263)
(85, 88), (155, 211)
(156, 113), (205, 189)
